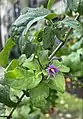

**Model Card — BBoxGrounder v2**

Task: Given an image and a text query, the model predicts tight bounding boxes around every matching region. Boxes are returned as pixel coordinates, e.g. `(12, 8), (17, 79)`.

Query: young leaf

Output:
(47, 73), (65, 93)
(59, 65), (70, 73)
(53, 60), (70, 73)
(5, 59), (19, 71)
(22, 58), (40, 70)
(43, 26), (55, 50)
(47, 0), (55, 10)
(0, 38), (15, 67)
(38, 50), (49, 68)
(46, 13), (57, 20)
(5, 67), (24, 80)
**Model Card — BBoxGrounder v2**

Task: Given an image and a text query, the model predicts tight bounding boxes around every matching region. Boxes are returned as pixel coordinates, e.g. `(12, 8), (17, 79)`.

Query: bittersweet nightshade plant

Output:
(0, 0), (82, 118)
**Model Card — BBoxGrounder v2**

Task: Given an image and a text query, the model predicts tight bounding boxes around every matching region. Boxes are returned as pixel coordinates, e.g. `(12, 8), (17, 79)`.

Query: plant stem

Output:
(7, 93), (25, 119)
(49, 14), (80, 60)
(0, 116), (8, 118)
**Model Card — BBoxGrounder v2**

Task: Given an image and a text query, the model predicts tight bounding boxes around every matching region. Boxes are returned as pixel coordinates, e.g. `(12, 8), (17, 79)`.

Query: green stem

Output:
(7, 92), (25, 119)
(49, 14), (80, 60)
(0, 116), (8, 118)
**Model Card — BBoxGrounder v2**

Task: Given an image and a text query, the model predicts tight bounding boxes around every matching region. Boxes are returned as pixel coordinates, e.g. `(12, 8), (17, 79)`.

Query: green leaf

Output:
(29, 83), (49, 107)
(38, 50), (49, 68)
(30, 83), (49, 98)
(54, 23), (68, 41)
(67, 0), (80, 11)
(61, 17), (83, 38)
(0, 103), (5, 115)
(22, 58), (40, 70)
(5, 69), (42, 90)
(0, 84), (16, 107)
(43, 26), (55, 49)
(53, 60), (70, 73)
(19, 54), (27, 65)
(19, 40), (37, 58)
(68, 52), (81, 71)
(58, 65), (70, 73)
(11, 7), (51, 43)
(5, 67), (24, 80)
(0, 38), (15, 67)
(22, 15), (49, 36)
(62, 18), (82, 29)
(61, 56), (71, 66)
(47, 73), (65, 93)
(53, 60), (62, 66)
(5, 59), (19, 71)
(34, 29), (44, 42)
(47, 0), (55, 10)
(78, 1), (83, 15)
(46, 13), (57, 20)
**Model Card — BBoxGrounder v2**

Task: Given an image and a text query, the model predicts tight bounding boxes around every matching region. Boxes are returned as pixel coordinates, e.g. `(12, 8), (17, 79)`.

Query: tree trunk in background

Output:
(20, 0), (28, 9)
(0, 14), (2, 51)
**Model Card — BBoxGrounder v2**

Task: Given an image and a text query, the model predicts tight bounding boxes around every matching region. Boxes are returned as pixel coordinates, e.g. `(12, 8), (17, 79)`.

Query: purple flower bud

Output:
(47, 64), (60, 78)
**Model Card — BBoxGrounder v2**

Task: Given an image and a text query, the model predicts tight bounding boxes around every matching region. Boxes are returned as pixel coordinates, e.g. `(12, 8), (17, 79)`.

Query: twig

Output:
(48, 14), (80, 60)
(0, 115), (8, 118)
(7, 92), (25, 119)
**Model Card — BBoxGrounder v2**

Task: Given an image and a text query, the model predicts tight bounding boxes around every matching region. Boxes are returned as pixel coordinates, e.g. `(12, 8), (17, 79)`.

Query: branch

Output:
(7, 92), (25, 119)
(0, 116), (8, 118)
(48, 14), (80, 60)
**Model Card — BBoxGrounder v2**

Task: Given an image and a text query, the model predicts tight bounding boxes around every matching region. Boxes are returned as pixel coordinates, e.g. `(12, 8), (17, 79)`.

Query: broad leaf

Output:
(22, 58), (40, 70)
(61, 56), (71, 66)
(5, 69), (42, 90)
(5, 67), (24, 80)
(68, 52), (81, 71)
(11, 7), (51, 43)
(29, 83), (49, 107)
(62, 18), (82, 38)
(30, 83), (49, 98)
(0, 38), (15, 67)
(47, 73), (65, 93)
(62, 18), (82, 29)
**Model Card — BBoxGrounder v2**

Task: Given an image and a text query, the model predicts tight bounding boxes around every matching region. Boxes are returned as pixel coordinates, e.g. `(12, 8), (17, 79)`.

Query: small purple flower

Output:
(47, 64), (60, 78)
